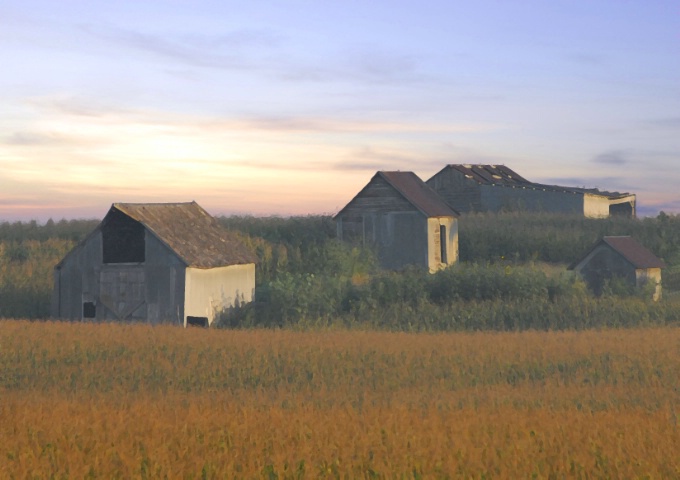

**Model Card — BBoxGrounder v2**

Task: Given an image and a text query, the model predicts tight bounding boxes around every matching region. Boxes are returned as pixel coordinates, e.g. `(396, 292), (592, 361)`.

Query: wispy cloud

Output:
(80, 23), (435, 87)
(225, 115), (497, 134)
(80, 24), (279, 71)
(334, 146), (448, 172)
(3, 131), (72, 146)
(276, 48), (431, 86)
(647, 117), (680, 129)
(27, 95), (140, 121)
(592, 150), (628, 165)
(27, 95), (501, 136)
(565, 52), (607, 66)
(337, 48), (425, 85)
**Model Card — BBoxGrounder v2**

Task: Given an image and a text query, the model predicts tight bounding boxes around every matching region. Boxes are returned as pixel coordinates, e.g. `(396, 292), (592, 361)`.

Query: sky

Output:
(1, 0), (679, 222)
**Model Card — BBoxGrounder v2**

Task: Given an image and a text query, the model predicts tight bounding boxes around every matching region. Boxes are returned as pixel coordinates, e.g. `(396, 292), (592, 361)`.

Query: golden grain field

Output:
(0, 320), (679, 478)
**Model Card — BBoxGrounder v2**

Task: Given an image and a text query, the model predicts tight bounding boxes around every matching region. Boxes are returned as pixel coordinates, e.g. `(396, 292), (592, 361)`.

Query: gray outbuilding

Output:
(52, 202), (257, 326)
(334, 171), (459, 272)
(427, 164), (636, 218)
(569, 236), (665, 300)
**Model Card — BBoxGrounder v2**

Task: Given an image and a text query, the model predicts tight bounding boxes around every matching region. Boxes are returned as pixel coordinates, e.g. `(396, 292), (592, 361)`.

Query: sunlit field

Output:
(1, 320), (679, 478)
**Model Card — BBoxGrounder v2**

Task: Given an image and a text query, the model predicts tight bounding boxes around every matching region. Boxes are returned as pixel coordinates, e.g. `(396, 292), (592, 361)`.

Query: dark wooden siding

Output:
(53, 227), (186, 324)
(577, 245), (636, 295)
(336, 176), (431, 269)
(338, 176), (421, 216)
(143, 232), (185, 324)
(52, 230), (103, 320)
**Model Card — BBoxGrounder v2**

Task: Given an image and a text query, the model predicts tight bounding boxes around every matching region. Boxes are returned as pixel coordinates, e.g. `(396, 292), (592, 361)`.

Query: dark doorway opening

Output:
(186, 316), (209, 328)
(609, 202), (634, 217)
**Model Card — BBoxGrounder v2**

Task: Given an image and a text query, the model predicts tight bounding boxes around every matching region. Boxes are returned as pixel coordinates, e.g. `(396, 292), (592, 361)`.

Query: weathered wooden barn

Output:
(426, 164), (636, 218)
(52, 202), (257, 326)
(569, 236), (665, 300)
(334, 171), (459, 272)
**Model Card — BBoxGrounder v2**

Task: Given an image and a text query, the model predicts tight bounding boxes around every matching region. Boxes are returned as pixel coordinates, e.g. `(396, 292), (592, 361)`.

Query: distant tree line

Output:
(0, 218), (99, 242)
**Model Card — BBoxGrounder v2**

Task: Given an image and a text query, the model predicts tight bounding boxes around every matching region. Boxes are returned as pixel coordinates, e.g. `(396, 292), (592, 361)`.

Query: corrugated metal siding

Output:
(481, 185), (585, 214)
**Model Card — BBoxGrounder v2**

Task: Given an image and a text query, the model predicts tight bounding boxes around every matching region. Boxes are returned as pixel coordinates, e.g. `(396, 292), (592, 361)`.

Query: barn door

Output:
(99, 268), (146, 320)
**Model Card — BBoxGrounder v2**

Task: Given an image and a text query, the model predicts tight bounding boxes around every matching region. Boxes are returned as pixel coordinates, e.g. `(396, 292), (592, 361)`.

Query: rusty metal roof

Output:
(601, 236), (666, 269)
(112, 202), (257, 268)
(437, 164), (633, 200)
(444, 164), (531, 186)
(378, 171), (459, 217)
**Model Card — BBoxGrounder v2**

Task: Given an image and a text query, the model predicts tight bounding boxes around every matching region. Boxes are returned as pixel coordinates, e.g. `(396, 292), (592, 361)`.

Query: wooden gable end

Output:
(338, 175), (421, 218)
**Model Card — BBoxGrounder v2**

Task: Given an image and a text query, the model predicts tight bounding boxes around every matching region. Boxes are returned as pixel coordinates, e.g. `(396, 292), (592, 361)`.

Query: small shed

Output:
(427, 164), (636, 218)
(52, 202), (257, 326)
(334, 171), (459, 272)
(569, 236), (665, 300)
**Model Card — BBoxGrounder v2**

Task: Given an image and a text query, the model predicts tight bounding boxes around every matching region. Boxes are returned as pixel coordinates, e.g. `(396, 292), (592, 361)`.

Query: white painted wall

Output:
(183, 263), (255, 326)
(583, 194), (612, 218)
(636, 267), (663, 301)
(427, 217), (459, 273)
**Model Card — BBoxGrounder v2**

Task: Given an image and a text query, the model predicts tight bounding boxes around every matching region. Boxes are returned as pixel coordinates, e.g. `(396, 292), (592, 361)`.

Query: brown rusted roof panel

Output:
(379, 171), (458, 217)
(602, 236), (666, 269)
(112, 202), (257, 268)
(446, 164), (529, 186)
(443, 164), (632, 199)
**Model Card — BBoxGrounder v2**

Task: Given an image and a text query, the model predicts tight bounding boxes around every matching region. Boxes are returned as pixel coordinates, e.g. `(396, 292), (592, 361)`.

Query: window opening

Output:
(102, 209), (145, 263)
(83, 302), (96, 319)
(440, 225), (448, 264)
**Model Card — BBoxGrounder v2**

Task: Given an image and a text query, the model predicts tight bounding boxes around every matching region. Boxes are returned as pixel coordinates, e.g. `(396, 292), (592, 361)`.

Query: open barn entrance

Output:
(186, 316), (209, 328)
(609, 202), (634, 217)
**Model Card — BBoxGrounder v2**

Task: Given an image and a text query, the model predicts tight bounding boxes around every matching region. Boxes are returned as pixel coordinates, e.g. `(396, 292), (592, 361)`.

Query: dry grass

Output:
(1, 321), (679, 478)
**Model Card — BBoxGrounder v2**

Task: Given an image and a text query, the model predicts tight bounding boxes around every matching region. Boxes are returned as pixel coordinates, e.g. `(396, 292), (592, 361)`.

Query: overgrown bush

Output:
(216, 260), (680, 332)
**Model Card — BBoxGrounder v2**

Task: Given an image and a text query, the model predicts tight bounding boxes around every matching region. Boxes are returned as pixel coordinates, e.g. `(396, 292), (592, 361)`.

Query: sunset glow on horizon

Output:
(1, 0), (678, 222)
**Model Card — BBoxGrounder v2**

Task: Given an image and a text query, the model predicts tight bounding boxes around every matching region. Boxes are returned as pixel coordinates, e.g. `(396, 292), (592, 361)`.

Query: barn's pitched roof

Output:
(379, 171), (458, 217)
(112, 202), (257, 268)
(600, 236), (666, 269)
(570, 236), (666, 270)
(433, 164), (633, 200)
(335, 171), (458, 219)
